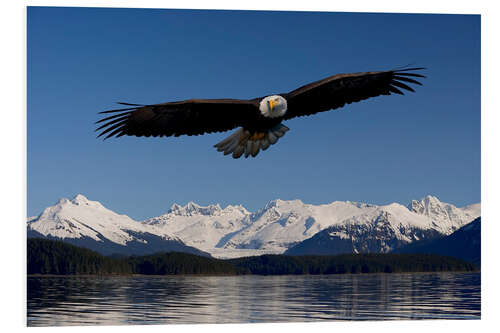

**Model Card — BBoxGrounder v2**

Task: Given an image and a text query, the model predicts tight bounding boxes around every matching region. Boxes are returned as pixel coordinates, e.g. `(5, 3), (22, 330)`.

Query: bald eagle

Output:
(96, 67), (424, 158)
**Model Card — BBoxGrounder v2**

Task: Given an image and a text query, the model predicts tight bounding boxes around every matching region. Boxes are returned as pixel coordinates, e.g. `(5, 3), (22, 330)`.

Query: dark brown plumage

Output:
(282, 68), (424, 120)
(96, 67), (425, 158)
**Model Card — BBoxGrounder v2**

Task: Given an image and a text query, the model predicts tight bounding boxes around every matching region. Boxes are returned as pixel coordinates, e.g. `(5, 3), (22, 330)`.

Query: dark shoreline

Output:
(27, 270), (480, 278)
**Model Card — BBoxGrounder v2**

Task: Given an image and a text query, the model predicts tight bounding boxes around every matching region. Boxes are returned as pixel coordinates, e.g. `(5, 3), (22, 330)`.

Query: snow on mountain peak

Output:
(264, 198), (304, 210)
(58, 198), (70, 205)
(408, 195), (436, 213)
(27, 194), (174, 245)
(71, 193), (89, 204)
(408, 195), (441, 212)
(408, 195), (480, 233)
(69, 194), (105, 209)
(28, 194), (480, 259)
(143, 201), (252, 253)
(43, 194), (105, 212)
(72, 193), (88, 202)
(168, 201), (223, 216)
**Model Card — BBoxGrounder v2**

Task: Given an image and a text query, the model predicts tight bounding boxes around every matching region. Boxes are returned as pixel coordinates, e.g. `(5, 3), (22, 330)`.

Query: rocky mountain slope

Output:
(393, 217), (481, 266)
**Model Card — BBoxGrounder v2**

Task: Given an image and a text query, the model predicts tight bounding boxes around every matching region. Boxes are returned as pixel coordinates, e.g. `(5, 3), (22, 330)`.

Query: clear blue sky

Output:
(27, 7), (480, 220)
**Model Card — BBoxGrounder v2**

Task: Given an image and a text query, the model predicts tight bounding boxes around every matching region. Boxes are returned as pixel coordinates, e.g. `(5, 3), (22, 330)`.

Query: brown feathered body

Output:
(96, 67), (425, 158)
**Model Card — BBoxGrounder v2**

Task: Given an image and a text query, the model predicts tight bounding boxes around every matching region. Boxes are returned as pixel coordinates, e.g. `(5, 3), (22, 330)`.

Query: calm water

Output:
(27, 272), (480, 326)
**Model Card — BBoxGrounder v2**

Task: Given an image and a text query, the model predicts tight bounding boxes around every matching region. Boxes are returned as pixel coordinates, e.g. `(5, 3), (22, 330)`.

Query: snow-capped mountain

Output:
(408, 195), (480, 234)
(284, 208), (443, 256)
(143, 195), (479, 258)
(394, 216), (481, 266)
(284, 197), (481, 257)
(27, 194), (480, 259)
(27, 194), (209, 257)
(393, 216), (481, 266)
(286, 214), (482, 261)
(143, 202), (250, 252)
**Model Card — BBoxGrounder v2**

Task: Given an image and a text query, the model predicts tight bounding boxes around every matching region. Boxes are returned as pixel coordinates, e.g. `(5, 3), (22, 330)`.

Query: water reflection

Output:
(27, 272), (480, 326)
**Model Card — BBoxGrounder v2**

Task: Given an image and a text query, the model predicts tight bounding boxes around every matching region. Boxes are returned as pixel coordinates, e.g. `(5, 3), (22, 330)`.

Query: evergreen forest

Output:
(28, 238), (478, 276)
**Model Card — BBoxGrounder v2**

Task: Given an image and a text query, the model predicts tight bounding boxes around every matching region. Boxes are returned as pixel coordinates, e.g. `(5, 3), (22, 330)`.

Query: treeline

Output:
(127, 252), (237, 275)
(27, 238), (478, 276)
(28, 238), (236, 275)
(28, 238), (131, 275)
(229, 253), (477, 275)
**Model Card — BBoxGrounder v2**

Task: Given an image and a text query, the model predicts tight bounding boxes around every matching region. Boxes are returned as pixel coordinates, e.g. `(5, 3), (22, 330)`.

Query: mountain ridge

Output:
(27, 194), (210, 257)
(393, 217), (481, 266)
(28, 194), (480, 258)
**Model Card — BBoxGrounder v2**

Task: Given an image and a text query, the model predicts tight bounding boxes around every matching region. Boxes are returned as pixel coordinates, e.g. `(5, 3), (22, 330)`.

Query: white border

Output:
(4, 0), (499, 332)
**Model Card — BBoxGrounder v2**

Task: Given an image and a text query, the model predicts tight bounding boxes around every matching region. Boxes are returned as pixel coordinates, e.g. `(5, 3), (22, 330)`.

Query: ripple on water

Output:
(27, 272), (481, 326)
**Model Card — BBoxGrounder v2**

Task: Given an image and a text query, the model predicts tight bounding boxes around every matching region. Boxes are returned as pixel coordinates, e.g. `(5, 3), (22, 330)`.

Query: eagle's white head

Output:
(259, 95), (287, 118)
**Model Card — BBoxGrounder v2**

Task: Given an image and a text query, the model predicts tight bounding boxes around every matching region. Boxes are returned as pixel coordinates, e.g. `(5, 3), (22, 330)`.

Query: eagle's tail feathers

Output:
(232, 145), (245, 159)
(244, 141), (254, 158)
(261, 137), (271, 151)
(215, 129), (242, 151)
(213, 124), (289, 159)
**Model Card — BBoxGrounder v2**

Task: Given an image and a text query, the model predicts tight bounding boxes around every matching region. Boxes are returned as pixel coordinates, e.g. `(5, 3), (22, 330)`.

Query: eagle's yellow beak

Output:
(269, 99), (275, 111)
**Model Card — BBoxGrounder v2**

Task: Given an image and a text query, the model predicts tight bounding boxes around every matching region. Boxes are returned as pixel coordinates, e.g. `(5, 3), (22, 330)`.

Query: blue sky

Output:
(27, 7), (480, 220)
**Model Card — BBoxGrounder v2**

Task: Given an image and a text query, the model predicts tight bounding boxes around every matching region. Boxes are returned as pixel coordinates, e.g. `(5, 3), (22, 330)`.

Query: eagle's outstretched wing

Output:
(96, 99), (259, 139)
(281, 67), (425, 120)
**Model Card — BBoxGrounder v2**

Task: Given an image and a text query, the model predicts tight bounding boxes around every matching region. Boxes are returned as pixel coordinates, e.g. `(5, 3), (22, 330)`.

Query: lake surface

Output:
(27, 272), (480, 326)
